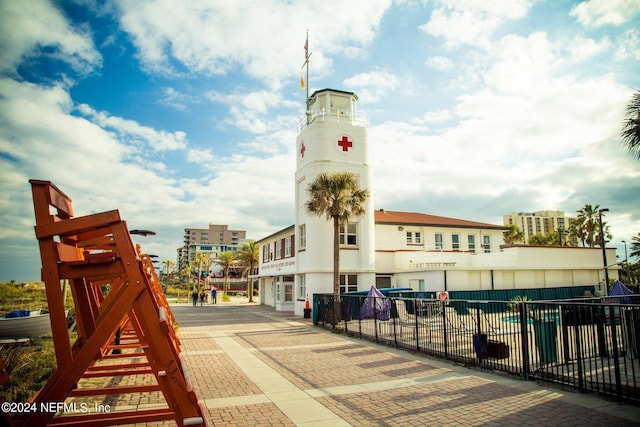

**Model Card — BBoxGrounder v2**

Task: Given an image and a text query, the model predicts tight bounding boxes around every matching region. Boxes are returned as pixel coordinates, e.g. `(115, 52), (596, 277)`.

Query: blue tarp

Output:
(609, 280), (633, 296)
(359, 286), (391, 320)
(4, 310), (30, 318)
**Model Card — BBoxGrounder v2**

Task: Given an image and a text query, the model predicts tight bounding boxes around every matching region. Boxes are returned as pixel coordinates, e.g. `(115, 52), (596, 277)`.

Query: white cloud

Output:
(158, 87), (192, 111)
(420, 0), (534, 49)
(0, 0), (101, 75)
(570, 0), (640, 28)
(615, 29), (640, 61)
(206, 89), (299, 134)
(426, 55), (454, 71)
(420, 110), (452, 123)
(483, 32), (556, 96)
(114, 0), (392, 85)
(566, 34), (612, 62)
(343, 71), (400, 103)
(78, 104), (188, 151)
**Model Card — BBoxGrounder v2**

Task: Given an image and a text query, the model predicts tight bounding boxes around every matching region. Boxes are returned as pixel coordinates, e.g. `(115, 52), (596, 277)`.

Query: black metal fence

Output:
(313, 293), (640, 404)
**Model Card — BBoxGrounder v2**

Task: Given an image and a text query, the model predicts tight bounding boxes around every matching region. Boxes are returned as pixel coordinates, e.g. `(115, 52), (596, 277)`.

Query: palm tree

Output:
(528, 233), (556, 246)
(161, 259), (176, 283)
(237, 240), (259, 302)
(194, 252), (211, 293)
(305, 171), (369, 323)
(621, 89), (640, 159)
(214, 251), (237, 301)
(575, 204), (600, 247)
(631, 232), (640, 259)
(503, 225), (524, 244)
(182, 259), (197, 290)
(574, 204), (611, 248)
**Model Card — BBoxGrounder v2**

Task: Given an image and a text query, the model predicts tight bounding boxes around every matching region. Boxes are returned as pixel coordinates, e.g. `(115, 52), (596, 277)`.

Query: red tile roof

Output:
(374, 209), (506, 230)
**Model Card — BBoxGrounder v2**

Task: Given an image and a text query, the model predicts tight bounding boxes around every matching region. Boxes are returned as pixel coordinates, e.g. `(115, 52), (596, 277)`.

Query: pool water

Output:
(503, 312), (560, 325)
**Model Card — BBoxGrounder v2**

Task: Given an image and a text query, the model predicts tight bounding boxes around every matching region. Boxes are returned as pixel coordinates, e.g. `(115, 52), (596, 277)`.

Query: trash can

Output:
(534, 320), (558, 364)
(473, 333), (488, 359)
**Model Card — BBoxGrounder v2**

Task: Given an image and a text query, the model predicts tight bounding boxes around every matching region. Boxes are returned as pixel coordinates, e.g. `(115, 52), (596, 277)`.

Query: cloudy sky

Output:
(1, 0), (639, 282)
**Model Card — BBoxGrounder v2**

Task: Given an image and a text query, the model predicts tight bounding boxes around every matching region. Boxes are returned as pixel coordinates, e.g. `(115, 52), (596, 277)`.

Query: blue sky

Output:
(1, 0), (639, 282)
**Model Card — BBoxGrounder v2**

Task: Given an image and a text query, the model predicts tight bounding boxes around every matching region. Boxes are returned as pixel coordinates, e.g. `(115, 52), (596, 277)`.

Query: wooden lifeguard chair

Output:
(16, 180), (206, 426)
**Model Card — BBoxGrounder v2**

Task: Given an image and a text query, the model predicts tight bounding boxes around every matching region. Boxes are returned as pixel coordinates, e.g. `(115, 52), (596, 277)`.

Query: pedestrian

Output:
(211, 287), (217, 304)
(191, 289), (198, 306)
(199, 291), (205, 306)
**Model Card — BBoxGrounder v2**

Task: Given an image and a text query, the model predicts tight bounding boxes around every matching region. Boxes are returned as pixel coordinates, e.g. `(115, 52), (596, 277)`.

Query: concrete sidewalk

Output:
(172, 301), (639, 426)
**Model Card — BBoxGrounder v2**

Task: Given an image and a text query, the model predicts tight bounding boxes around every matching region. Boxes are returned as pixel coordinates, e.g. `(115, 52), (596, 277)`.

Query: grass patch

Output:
(0, 338), (56, 402)
(0, 282), (50, 315)
(0, 282), (59, 403)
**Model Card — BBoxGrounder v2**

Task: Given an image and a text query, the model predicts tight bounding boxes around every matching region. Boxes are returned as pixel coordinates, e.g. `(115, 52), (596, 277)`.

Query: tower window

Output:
(435, 233), (443, 250)
(299, 224), (306, 249)
(452, 234), (460, 250)
(468, 235), (476, 252)
(340, 223), (358, 246)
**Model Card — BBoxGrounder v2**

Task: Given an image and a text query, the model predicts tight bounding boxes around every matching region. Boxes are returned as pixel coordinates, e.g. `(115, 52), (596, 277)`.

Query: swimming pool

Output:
(502, 312), (560, 325)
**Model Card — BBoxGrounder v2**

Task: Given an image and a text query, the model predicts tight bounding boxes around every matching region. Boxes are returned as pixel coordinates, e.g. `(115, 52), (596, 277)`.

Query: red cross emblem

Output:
(300, 143), (306, 158)
(338, 136), (353, 152)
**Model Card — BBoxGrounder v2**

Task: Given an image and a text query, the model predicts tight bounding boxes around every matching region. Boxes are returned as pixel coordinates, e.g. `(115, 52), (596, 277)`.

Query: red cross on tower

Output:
(338, 136), (353, 152)
(300, 142), (306, 158)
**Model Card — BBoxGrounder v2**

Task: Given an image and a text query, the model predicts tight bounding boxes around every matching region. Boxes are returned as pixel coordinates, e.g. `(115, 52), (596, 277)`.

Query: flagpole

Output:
(301, 30), (311, 121)
(305, 30), (310, 109)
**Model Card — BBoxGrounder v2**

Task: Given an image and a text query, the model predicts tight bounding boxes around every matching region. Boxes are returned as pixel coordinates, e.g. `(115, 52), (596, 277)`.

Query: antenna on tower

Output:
(301, 30), (311, 119)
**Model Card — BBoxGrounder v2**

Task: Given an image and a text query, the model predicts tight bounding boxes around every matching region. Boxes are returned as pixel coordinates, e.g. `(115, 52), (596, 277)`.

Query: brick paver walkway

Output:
(126, 300), (640, 426)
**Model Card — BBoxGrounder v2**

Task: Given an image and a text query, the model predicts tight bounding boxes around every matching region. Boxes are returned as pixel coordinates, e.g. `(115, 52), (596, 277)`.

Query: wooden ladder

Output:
(17, 180), (206, 427)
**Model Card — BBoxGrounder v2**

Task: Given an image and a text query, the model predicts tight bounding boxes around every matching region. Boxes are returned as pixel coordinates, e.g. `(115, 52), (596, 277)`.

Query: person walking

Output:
(191, 289), (198, 306)
(199, 291), (205, 306)
(211, 287), (217, 304)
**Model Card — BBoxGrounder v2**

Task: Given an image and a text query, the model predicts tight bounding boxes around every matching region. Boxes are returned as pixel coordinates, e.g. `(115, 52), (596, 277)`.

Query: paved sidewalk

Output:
(171, 301), (639, 426)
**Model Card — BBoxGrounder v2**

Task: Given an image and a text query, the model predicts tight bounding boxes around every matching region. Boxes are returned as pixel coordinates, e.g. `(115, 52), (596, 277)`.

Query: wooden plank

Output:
(34, 211), (121, 239)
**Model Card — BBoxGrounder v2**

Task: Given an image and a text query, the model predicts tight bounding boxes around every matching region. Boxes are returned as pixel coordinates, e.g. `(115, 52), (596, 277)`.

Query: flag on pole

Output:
(304, 32), (309, 60)
(300, 73), (306, 89)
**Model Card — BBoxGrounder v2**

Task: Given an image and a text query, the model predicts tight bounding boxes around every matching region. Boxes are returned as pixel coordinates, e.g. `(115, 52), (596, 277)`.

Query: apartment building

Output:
(503, 210), (575, 244)
(178, 224), (247, 272)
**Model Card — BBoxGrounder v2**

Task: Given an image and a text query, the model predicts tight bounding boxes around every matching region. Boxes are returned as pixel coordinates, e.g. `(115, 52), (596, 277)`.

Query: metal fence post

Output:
(608, 305), (622, 400)
(520, 302), (530, 380)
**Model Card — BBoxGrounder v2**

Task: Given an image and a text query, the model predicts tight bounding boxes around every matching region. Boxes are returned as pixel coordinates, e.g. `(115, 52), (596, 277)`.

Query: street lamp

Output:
(622, 240), (630, 282)
(598, 208), (609, 291)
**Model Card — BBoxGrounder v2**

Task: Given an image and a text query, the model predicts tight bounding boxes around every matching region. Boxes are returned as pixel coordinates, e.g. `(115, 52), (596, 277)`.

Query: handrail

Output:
(297, 111), (368, 133)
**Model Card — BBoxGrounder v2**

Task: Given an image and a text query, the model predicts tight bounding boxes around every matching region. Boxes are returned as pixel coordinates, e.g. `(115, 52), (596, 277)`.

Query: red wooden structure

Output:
(18, 180), (206, 426)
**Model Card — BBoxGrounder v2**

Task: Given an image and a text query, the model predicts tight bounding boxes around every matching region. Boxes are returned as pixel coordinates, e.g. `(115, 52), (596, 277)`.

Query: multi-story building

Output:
(503, 210), (575, 244)
(179, 224), (247, 273)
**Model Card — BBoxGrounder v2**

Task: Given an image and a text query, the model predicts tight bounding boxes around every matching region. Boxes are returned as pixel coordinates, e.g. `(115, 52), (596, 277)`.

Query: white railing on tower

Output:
(297, 110), (368, 134)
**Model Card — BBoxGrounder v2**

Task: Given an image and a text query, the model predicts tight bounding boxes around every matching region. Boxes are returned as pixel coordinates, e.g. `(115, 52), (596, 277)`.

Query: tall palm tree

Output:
(194, 252), (210, 293)
(630, 232), (640, 259)
(182, 259), (197, 290)
(574, 204), (612, 248)
(161, 259), (176, 285)
(575, 204), (599, 247)
(305, 171), (369, 323)
(621, 89), (640, 159)
(237, 240), (259, 302)
(214, 251), (237, 300)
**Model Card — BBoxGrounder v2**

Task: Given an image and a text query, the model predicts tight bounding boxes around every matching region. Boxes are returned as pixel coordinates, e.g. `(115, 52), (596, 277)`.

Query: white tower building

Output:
(294, 89), (376, 302)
